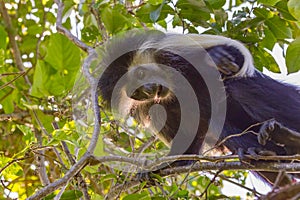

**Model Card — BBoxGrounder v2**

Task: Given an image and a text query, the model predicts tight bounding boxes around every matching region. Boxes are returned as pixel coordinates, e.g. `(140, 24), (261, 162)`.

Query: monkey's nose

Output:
(156, 84), (169, 98)
(129, 83), (166, 101)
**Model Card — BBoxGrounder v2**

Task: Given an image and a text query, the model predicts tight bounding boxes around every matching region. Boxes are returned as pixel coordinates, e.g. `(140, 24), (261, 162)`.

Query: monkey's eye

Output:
(136, 68), (146, 80)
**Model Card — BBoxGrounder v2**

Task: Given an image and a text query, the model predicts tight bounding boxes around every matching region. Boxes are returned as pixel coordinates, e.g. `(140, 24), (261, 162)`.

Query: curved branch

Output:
(54, 0), (93, 53)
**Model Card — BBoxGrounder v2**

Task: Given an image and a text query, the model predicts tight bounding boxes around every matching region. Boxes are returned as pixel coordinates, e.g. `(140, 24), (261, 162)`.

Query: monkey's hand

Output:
(258, 119), (300, 154)
(207, 45), (241, 76)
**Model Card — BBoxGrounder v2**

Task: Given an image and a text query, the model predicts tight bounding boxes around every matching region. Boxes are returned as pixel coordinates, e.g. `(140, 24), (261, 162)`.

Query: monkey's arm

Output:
(258, 119), (300, 154)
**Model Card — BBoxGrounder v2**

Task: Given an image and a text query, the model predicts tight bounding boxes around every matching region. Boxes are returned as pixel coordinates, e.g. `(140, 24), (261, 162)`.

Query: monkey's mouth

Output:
(128, 83), (169, 101)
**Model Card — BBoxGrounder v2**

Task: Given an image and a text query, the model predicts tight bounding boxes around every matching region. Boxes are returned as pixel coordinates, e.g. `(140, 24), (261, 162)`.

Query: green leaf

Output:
(99, 174), (117, 182)
(136, 3), (173, 23)
(44, 33), (80, 71)
(187, 25), (199, 33)
(253, 7), (273, 19)
(31, 34), (81, 97)
(27, 25), (44, 35)
(288, 0), (300, 21)
(252, 47), (280, 73)
(93, 134), (105, 156)
(172, 14), (182, 27)
(157, 19), (167, 28)
(19, 35), (39, 52)
(261, 29), (277, 50)
(206, 0), (226, 9)
(123, 191), (151, 200)
(176, 0), (210, 23)
(60, 190), (83, 200)
(265, 16), (292, 39)
(215, 9), (228, 27)
(31, 60), (54, 97)
(43, 193), (56, 200)
(17, 125), (35, 145)
(258, 0), (280, 6)
(0, 25), (7, 49)
(0, 49), (4, 66)
(148, 0), (163, 5)
(1, 91), (15, 113)
(286, 38), (300, 73)
(101, 6), (129, 34)
(176, 189), (189, 198)
(275, 1), (297, 21)
(150, 2), (164, 22)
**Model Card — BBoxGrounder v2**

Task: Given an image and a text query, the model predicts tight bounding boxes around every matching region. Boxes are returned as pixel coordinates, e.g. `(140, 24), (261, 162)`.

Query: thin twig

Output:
(200, 170), (222, 198)
(34, 128), (50, 186)
(90, 0), (108, 42)
(203, 121), (266, 154)
(0, 112), (29, 121)
(0, 69), (30, 90)
(52, 122), (90, 200)
(217, 173), (262, 196)
(27, 152), (92, 200)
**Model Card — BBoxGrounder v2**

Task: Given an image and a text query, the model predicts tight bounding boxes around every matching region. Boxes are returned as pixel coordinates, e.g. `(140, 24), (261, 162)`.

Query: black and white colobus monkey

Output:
(98, 31), (300, 186)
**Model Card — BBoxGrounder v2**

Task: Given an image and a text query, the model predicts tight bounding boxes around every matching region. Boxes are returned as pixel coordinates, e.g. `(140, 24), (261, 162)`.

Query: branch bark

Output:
(261, 182), (300, 200)
(0, 0), (31, 86)
(54, 0), (93, 53)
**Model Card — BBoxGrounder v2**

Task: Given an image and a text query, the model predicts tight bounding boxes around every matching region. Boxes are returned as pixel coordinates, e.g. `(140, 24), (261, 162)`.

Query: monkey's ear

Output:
(205, 45), (245, 77)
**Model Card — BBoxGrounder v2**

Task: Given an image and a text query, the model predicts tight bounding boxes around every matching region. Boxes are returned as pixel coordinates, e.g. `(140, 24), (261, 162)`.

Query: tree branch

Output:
(52, 122), (90, 200)
(90, 0), (108, 42)
(54, 0), (93, 53)
(105, 155), (300, 199)
(28, 1), (101, 198)
(0, 0), (31, 86)
(27, 152), (300, 199)
(262, 182), (300, 200)
(0, 1), (24, 72)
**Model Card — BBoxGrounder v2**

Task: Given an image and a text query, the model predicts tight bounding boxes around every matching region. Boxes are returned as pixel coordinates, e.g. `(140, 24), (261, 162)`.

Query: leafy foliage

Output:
(0, 0), (300, 199)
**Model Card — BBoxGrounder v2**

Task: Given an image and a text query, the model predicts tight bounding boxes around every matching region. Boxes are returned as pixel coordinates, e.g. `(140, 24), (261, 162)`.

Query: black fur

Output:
(98, 33), (300, 186)
(222, 73), (300, 185)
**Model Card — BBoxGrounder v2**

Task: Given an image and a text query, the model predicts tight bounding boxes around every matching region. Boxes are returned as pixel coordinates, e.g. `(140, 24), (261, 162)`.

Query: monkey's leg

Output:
(258, 119), (300, 154)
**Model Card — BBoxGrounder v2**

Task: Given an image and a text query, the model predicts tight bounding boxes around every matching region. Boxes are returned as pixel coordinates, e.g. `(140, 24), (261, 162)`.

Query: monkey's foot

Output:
(237, 147), (277, 163)
(258, 119), (281, 146)
(237, 148), (253, 164)
(258, 119), (300, 148)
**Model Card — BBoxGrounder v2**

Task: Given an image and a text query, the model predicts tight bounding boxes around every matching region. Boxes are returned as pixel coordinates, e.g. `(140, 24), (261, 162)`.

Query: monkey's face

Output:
(125, 63), (171, 103)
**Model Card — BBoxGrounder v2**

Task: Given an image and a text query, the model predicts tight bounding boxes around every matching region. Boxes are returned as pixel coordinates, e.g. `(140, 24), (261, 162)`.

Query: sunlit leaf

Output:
(0, 25), (7, 49)
(258, 0), (280, 6)
(206, 0), (226, 9)
(288, 0), (300, 21)
(286, 38), (300, 73)
(265, 16), (292, 39)
(123, 191), (151, 200)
